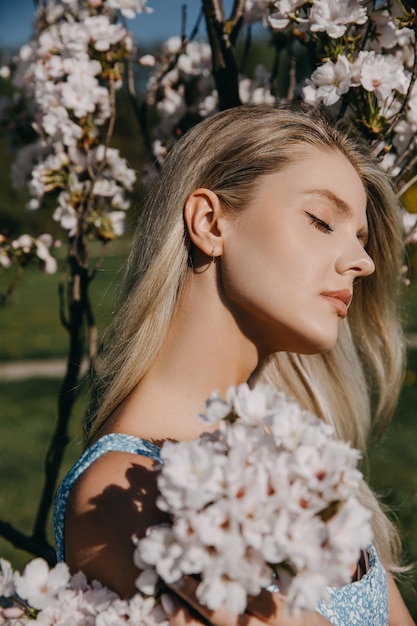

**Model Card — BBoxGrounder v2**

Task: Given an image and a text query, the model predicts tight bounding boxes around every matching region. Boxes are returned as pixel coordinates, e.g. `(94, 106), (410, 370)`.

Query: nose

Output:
(336, 241), (375, 279)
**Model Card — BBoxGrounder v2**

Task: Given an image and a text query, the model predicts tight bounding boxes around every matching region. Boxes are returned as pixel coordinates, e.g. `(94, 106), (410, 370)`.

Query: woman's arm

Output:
(387, 573), (416, 626)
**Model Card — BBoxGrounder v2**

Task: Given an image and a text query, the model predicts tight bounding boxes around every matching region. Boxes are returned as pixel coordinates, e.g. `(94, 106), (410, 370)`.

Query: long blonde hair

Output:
(89, 103), (405, 569)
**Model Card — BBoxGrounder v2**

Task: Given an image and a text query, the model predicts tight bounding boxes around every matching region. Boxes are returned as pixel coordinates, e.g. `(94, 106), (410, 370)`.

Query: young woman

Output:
(54, 104), (415, 624)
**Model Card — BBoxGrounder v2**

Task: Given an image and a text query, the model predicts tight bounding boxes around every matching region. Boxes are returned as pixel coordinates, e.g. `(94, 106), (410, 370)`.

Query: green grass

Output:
(0, 378), (86, 570)
(367, 348), (417, 615)
(0, 245), (128, 361)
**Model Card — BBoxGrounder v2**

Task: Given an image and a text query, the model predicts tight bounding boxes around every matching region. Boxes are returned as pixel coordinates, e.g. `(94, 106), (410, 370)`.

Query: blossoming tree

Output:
(0, 0), (416, 569)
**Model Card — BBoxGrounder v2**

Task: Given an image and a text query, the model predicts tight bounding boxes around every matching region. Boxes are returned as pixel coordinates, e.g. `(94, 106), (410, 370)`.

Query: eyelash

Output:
(306, 212), (334, 233)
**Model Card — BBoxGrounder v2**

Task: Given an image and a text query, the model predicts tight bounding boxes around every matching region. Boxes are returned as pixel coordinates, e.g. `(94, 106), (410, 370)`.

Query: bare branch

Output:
(202, 0), (242, 110)
(32, 263), (88, 543)
(287, 55), (297, 101)
(0, 520), (56, 565)
(0, 265), (25, 305)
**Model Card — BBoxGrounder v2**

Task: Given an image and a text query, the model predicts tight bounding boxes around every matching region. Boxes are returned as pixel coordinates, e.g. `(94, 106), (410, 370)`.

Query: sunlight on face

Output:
(220, 147), (375, 357)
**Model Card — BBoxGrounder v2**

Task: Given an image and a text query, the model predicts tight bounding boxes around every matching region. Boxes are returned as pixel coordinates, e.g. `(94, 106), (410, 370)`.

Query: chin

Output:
(261, 322), (340, 357)
(302, 341), (337, 355)
(269, 338), (337, 357)
(287, 332), (339, 356)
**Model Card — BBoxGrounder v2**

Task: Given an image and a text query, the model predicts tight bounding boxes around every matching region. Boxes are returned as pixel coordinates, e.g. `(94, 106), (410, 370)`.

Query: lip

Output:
(321, 289), (352, 319)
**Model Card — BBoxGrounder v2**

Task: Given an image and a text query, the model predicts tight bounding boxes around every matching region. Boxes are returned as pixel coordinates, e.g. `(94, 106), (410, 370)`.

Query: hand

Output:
(161, 576), (332, 626)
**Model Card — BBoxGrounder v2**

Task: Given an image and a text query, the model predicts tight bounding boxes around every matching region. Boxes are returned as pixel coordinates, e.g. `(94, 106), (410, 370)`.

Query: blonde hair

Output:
(89, 103), (405, 569)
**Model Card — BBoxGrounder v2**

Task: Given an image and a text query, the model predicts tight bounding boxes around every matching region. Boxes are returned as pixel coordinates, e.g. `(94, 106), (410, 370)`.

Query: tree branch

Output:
(0, 520), (56, 565)
(0, 265), (25, 305)
(32, 258), (88, 544)
(202, 0), (243, 110)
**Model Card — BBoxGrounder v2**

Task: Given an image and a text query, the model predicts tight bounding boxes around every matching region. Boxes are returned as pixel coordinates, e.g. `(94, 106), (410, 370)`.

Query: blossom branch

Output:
(374, 30), (417, 158)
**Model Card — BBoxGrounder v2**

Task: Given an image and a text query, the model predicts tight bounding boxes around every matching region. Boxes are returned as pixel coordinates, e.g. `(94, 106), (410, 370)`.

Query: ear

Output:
(184, 188), (226, 259)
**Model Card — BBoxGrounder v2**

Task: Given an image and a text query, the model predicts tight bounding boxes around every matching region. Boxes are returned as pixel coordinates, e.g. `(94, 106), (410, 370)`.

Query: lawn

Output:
(0, 243), (128, 361)
(0, 378), (85, 569)
(367, 348), (417, 615)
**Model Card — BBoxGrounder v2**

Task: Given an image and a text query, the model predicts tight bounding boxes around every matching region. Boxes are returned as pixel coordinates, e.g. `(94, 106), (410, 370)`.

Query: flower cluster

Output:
(140, 36), (216, 163)
(1, 0), (152, 241)
(0, 233), (60, 274)
(267, 0), (416, 178)
(135, 383), (373, 616)
(269, 0), (368, 36)
(0, 557), (168, 626)
(141, 32), (276, 164)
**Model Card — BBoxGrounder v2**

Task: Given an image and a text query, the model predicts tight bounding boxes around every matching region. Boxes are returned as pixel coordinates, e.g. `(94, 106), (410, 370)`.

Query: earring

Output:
(211, 247), (216, 264)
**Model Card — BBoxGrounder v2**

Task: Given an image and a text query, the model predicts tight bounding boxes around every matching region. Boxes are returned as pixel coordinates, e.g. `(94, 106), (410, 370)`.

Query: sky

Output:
(0, 0), (213, 50)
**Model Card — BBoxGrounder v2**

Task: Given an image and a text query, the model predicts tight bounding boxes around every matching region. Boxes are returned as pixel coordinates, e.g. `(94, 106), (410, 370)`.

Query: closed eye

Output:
(306, 212), (333, 233)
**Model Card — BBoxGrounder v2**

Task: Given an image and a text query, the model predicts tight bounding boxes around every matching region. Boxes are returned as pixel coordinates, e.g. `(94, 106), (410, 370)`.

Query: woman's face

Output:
(219, 146), (375, 356)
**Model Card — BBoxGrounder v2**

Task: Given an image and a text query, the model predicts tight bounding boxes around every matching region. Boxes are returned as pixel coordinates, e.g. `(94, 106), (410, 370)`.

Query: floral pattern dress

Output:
(54, 433), (389, 626)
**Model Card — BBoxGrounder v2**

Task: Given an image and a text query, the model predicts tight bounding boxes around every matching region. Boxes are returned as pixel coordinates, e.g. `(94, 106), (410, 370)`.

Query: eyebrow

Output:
(302, 188), (369, 245)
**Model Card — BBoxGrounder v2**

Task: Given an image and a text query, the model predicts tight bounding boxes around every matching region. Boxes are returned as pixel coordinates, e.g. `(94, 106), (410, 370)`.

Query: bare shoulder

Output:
(65, 450), (168, 597)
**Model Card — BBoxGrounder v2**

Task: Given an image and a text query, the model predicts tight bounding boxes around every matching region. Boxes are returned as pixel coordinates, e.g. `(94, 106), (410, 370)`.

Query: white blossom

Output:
(35, 234), (59, 274)
(14, 559), (70, 610)
(286, 571), (330, 615)
(239, 65), (275, 105)
(269, 0), (306, 30)
(94, 146), (136, 190)
(139, 54), (156, 67)
(106, 0), (153, 19)
(309, 0), (367, 39)
(0, 66), (11, 80)
(196, 576), (248, 614)
(157, 439), (226, 512)
(303, 55), (352, 106)
(353, 50), (410, 102)
(42, 105), (83, 145)
(61, 74), (101, 118)
(108, 211), (126, 236)
(369, 5), (414, 53)
(0, 254), (12, 269)
(401, 209), (417, 243)
(244, 0), (270, 25)
(0, 559), (15, 597)
(53, 192), (78, 235)
(199, 390), (232, 423)
(84, 15), (127, 52)
(1, 559), (167, 626)
(406, 82), (417, 130)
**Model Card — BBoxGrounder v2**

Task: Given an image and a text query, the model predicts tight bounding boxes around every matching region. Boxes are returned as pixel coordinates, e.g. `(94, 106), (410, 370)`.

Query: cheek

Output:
(220, 231), (296, 316)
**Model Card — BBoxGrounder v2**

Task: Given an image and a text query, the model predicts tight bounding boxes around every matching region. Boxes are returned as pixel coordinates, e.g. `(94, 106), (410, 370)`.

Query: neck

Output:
(161, 269), (259, 384)
(109, 267), (259, 443)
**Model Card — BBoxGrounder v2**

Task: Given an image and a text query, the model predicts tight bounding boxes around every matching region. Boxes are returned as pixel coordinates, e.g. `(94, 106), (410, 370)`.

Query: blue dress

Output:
(53, 433), (389, 626)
